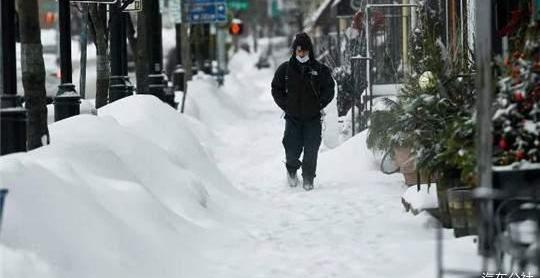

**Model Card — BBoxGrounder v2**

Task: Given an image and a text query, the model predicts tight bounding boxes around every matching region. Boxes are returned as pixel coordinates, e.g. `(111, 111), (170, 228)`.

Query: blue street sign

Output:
(185, 0), (227, 24)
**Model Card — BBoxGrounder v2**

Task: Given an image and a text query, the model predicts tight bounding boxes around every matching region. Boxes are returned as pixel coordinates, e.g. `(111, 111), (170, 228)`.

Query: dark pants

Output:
(282, 115), (322, 179)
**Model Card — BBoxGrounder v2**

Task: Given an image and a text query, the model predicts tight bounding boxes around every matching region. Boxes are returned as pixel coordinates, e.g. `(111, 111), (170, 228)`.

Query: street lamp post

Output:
(145, 0), (175, 108)
(1, 0), (27, 155)
(109, 2), (133, 102)
(54, 0), (81, 121)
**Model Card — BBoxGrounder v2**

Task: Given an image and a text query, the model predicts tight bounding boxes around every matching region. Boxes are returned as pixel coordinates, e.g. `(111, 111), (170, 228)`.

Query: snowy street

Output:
(188, 50), (483, 277)
(4, 0), (540, 276)
(1, 46), (482, 278)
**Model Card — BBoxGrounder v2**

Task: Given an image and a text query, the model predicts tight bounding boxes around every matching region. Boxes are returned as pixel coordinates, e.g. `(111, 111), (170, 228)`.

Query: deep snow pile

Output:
(0, 95), (249, 278)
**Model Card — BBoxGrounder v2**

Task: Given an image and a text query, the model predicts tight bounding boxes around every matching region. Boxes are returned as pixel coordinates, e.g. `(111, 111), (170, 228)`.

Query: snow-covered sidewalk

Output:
(0, 48), (483, 278)
(188, 50), (483, 278)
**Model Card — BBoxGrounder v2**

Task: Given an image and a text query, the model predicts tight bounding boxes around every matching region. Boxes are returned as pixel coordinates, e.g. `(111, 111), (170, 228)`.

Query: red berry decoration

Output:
(513, 91), (525, 102)
(499, 138), (509, 150)
(516, 150), (526, 160)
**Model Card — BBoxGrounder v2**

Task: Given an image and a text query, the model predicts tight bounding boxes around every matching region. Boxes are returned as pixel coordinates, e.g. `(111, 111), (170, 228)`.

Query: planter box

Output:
(447, 187), (478, 237)
(394, 147), (435, 186)
(493, 168), (540, 195)
(394, 147), (417, 185)
(436, 171), (462, 229)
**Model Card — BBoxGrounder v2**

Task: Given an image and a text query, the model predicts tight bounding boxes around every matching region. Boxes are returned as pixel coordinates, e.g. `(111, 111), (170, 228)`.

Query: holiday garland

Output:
(493, 25), (540, 168)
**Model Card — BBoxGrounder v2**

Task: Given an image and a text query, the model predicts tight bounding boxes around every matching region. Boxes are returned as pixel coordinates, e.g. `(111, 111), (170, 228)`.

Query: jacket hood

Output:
(291, 32), (315, 60)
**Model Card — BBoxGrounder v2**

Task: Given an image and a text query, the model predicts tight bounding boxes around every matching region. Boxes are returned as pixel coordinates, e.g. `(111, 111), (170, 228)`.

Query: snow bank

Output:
(99, 95), (238, 197)
(401, 184), (439, 215)
(0, 245), (55, 278)
(228, 49), (258, 75)
(320, 131), (381, 175)
(182, 49), (282, 130)
(183, 75), (247, 128)
(317, 130), (405, 190)
(0, 95), (245, 278)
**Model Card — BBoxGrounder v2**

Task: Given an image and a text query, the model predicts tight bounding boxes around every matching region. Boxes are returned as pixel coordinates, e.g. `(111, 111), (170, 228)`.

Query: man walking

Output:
(271, 32), (335, 191)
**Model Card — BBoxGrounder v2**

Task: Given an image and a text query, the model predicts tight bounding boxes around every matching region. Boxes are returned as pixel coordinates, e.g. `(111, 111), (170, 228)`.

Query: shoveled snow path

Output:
(202, 57), (481, 277)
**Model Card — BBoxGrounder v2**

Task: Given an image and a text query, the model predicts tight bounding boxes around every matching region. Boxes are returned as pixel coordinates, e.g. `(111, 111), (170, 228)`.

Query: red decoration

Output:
(499, 138), (509, 150)
(371, 10), (385, 30)
(516, 150), (526, 160)
(352, 11), (364, 31)
(513, 91), (525, 102)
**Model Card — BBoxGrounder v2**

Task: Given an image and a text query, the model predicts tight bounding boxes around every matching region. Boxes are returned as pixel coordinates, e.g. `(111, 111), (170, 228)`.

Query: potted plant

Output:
(368, 1), (479, 230)
(366, 99), (422, 186)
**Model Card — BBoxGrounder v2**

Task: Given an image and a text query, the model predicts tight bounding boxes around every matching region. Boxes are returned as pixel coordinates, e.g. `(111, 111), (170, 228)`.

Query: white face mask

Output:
(296, 55), (310, 64)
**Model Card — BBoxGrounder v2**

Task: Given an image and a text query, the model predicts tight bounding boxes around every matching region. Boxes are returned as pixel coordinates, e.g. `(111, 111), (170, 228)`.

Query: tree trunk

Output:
(89, 4), (109, 109)
(16, 0), (49, 149)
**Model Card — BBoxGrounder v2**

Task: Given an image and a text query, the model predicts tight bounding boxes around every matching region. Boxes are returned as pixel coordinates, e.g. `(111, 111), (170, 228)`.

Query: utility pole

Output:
(109, 1), (132, 102)
(54, 0), (81, 121)
(1, 0), (27, 155)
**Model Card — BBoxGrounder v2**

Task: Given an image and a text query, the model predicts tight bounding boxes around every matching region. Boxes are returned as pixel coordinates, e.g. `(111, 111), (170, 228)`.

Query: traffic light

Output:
(229, 20), (243, 36)
(44, 12), (56, 27)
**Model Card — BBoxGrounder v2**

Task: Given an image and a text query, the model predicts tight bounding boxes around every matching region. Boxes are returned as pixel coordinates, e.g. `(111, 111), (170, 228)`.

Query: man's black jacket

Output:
(271, 57), (335, 120)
